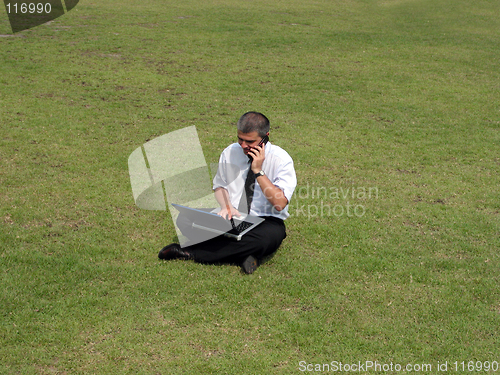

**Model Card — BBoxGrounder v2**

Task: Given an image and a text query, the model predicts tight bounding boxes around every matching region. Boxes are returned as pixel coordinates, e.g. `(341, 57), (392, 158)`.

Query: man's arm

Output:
(248, 143), (289, 212)
(214, 187), (240, 218)
(254, 175), (289, 211)
(212, 148), (240, 219)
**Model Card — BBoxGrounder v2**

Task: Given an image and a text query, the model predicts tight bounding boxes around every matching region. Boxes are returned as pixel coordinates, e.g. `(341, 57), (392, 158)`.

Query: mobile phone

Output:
(247, 135), (269, 161)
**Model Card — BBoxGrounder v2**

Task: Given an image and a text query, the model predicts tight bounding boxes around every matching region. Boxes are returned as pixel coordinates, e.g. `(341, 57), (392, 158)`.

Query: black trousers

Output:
(178, 214), (287, 264)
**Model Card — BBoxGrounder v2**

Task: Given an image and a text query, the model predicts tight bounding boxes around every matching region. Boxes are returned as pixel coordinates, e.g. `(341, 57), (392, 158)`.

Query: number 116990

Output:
(6, 3), (52, 14)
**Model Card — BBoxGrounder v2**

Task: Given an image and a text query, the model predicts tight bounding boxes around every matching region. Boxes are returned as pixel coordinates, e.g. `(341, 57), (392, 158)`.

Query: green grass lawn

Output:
(1, 0), (499, 373)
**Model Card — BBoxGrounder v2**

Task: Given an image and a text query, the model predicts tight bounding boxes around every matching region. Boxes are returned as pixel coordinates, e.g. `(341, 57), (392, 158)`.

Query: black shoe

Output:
(241, 255), (258, 274)
(158, 243), (193, 260)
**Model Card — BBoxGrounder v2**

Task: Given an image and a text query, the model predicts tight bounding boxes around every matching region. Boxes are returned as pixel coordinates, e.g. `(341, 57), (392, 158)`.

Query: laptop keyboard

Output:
(226, 220), (253, 235)
(235, 221), (253, 233)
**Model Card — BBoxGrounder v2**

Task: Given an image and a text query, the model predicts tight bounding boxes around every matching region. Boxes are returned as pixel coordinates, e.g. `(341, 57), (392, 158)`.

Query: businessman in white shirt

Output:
(159, 112), (297, 274)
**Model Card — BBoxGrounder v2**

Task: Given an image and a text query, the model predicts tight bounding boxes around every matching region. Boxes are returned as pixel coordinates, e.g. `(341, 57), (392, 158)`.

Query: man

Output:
(159, 112), (297, 274)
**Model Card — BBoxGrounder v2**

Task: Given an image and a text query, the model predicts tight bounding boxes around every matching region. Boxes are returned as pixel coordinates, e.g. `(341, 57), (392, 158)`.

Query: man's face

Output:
(237, 131), (263, 155)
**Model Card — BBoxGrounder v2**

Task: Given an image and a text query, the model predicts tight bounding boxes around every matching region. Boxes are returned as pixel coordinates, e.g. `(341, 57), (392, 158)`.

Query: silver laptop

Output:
(172, 204), (264, 241)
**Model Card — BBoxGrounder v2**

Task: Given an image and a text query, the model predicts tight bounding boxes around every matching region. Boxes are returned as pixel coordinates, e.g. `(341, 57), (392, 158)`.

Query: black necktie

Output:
(238, 165), (255, 214)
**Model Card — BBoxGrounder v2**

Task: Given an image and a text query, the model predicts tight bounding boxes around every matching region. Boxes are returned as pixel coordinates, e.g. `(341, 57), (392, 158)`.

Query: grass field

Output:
(1, 0), (499, 373)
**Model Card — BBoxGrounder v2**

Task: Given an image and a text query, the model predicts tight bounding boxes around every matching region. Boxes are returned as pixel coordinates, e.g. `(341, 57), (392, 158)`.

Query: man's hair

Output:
(237, 112), (270, 137)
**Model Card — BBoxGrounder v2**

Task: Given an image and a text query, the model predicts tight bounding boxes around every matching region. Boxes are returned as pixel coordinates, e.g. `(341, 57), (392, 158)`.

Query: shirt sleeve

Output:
(272, 158), (297, 203)
(212, 151), (227, 191)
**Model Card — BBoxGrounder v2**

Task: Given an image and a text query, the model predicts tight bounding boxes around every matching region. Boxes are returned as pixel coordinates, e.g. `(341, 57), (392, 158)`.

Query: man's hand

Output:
(217, 206), (241, 220)
(248, 143), (265, 173)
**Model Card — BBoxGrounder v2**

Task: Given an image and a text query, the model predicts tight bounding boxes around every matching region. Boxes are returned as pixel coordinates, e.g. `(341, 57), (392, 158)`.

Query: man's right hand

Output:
(217, 206), (241, 220)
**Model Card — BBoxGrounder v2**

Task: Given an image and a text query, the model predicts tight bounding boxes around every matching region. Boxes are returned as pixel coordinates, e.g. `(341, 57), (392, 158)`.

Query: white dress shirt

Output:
(212, 141), (297, 220)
